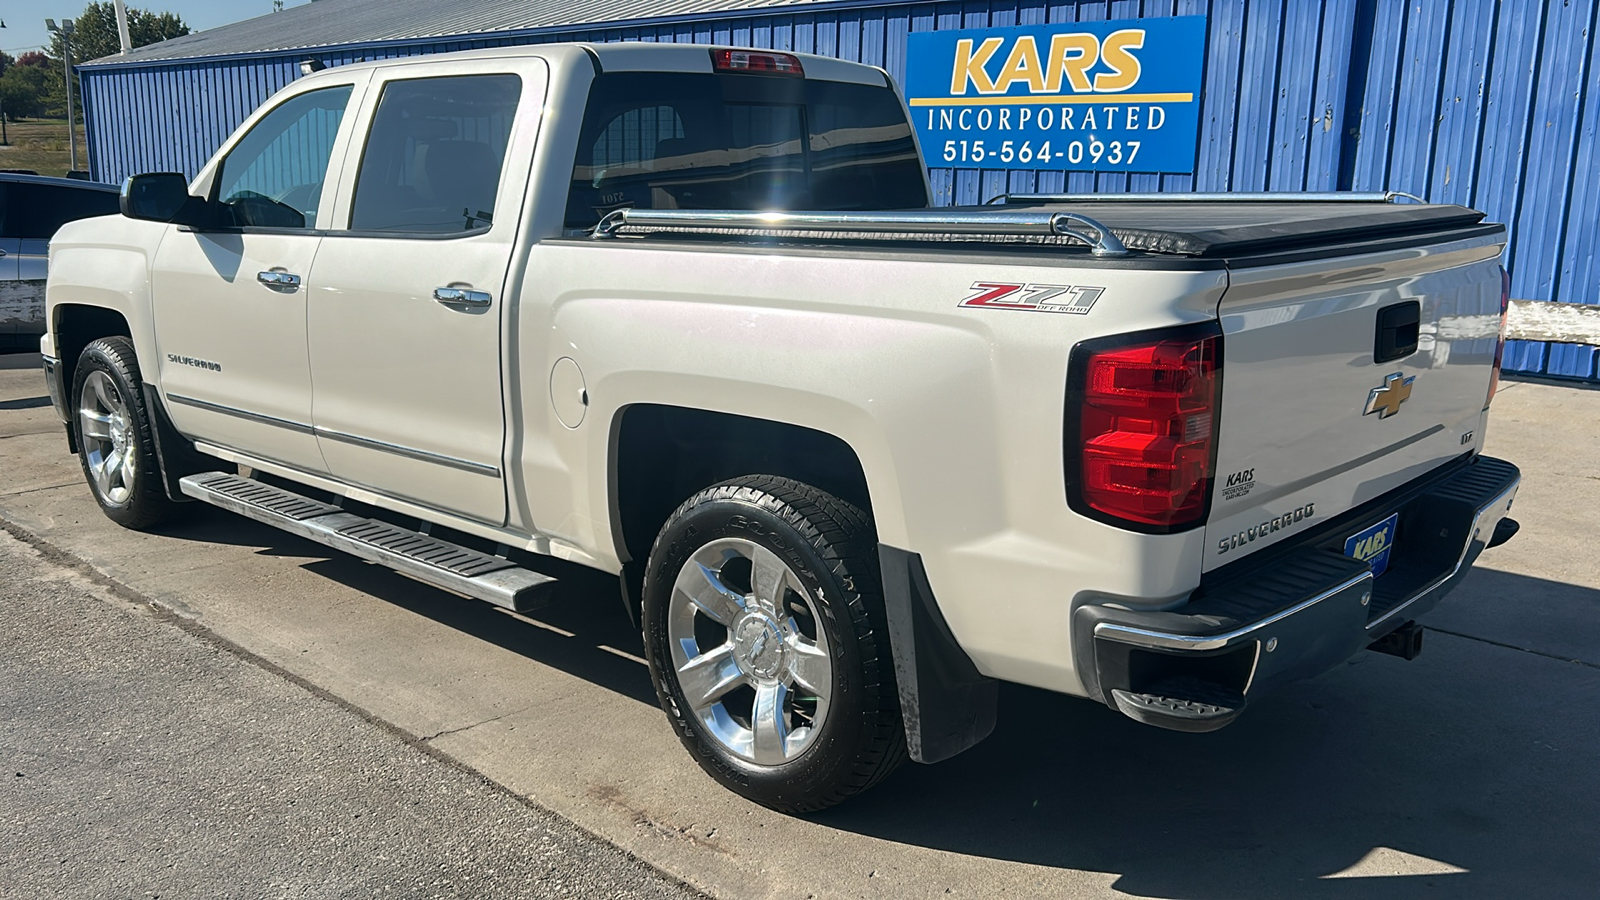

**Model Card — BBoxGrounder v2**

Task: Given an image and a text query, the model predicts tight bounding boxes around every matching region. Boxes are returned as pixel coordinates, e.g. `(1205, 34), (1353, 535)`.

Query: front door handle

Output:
(433, 287), (492, 309)
(257, 270), (302, 290)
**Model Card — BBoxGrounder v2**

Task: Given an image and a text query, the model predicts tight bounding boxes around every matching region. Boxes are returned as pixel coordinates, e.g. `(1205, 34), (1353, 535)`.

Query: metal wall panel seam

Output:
(1558, 9), (1600, 312)
(1349, 0), (1406, 190)
(1157, 0), (1206, 193)
(1512, 0), (1592, 313)
(1269, 0), (1325, 191)
(1304, 0), (1357, 191)
(1443, 0), (1498, 208)
(1229, 0), (1283, 191)
(1473, 2), (1540, 278)
(1542, 0), (1600, 379)
(1493, 1), (1556, 373)
(1384, 0), (1449, 196)
(1422, 0), (1459, 194)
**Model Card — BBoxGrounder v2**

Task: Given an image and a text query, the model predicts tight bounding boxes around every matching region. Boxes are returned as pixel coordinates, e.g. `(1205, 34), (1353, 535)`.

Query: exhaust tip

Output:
(1368, 620), (1425, 660)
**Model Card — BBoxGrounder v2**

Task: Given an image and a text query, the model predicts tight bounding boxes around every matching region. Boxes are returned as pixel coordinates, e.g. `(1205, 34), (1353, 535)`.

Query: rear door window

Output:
(566, 72), (928, 229)
(347, 74), (522, 234)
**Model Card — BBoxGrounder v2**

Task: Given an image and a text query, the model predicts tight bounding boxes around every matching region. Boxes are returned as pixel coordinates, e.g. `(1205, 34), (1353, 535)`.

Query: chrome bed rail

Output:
(590, 207), (1130, 257)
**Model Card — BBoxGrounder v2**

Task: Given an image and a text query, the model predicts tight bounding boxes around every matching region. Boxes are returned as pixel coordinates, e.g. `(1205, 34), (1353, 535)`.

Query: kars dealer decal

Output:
(960, 281), (1105, 315)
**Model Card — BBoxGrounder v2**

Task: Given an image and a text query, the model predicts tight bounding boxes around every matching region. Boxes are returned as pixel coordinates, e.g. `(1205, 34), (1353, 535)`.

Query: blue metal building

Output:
(76, 0), (1599, 380)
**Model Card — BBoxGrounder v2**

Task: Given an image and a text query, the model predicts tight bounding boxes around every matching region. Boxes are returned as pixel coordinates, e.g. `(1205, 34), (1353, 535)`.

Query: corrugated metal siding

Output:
(79, 0), (1599, 380)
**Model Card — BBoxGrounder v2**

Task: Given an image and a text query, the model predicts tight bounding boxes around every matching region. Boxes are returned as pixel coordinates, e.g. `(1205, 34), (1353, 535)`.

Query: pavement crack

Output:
(1426, 625), (1600, 670)
(2, 481), (82, 497)
(419, 707), (532, 742)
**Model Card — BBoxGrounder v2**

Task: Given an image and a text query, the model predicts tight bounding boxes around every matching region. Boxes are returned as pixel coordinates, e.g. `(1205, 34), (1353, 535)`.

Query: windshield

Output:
(566, 72), (928, 229)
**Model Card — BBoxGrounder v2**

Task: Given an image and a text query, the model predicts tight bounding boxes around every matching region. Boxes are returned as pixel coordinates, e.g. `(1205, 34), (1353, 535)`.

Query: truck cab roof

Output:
(293, 40), (889, 86)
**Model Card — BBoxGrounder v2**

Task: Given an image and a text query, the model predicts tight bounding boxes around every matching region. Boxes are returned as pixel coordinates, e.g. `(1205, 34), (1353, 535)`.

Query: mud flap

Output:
(141, 384), (213, 503)
(878, 545), (998, 764)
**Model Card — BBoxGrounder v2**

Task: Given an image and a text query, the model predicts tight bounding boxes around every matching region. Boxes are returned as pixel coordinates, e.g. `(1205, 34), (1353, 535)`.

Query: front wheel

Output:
(642, 475), (905, 813)
(72, 336), (182, 530)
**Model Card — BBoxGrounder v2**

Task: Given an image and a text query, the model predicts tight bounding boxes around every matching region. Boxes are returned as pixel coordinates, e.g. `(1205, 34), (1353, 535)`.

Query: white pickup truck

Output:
(41, 42), (1521, 812)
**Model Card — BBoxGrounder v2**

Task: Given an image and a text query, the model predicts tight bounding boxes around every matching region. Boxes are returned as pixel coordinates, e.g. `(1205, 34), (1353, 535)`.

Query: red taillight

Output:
(1487, 265), (1510, 408)
(710, 48), (804, 76)
(1066, 325), (1222, 531)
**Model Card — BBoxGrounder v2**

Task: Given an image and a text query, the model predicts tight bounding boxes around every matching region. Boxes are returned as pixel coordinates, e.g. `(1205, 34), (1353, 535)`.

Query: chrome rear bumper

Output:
(1074, 455), (1521, 731)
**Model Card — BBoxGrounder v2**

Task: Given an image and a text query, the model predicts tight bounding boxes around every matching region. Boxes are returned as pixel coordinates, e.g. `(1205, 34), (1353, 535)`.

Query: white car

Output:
(41, 42), (1520, 811)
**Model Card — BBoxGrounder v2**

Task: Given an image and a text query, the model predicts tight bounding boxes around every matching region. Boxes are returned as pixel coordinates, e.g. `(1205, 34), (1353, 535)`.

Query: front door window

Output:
(213, 85), (353, 228)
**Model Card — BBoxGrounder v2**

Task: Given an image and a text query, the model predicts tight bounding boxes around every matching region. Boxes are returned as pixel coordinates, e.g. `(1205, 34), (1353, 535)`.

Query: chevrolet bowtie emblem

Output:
(1364, 372), (1415, 418)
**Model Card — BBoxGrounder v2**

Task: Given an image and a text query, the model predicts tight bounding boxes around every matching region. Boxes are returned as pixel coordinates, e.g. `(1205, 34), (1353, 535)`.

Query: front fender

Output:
(45, 216), (166, 378)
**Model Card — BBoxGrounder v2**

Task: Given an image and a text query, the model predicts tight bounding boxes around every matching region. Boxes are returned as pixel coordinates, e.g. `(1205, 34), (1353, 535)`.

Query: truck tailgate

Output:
(1204, 234), (1505, 571)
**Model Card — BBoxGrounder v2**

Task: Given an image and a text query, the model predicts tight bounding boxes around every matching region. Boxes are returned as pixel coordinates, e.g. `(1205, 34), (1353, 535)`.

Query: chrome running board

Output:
(179, 471), (556, 613)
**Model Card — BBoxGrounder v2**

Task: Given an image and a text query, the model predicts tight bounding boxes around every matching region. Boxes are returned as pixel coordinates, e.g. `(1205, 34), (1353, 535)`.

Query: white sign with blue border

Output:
(903, 16), (1206, 173)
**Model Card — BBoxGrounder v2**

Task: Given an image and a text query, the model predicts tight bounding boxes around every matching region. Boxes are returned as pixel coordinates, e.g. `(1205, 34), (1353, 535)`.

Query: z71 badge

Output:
(960, 281), (1104, 314)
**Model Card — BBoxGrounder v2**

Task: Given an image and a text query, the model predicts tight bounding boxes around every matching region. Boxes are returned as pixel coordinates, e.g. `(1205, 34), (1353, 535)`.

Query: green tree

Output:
(48, 2), (191, 64)
(0, 65), (49, 120)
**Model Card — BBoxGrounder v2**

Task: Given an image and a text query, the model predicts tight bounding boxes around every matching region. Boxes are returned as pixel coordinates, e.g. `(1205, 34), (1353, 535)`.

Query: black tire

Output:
(642, 475), (905, 813)
(71, 336), (181, 530)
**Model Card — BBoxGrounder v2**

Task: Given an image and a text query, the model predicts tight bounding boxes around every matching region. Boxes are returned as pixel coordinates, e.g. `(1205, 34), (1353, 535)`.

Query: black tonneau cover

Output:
(586, 198), (1496, 262)
(983, 200), (1487, 258)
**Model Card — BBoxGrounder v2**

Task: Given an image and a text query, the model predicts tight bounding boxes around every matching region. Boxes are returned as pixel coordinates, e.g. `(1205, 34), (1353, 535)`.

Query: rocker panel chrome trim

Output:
(166, 392), (314, 434)
(164, 394), (500, 477)
(313, 427), (501, 478)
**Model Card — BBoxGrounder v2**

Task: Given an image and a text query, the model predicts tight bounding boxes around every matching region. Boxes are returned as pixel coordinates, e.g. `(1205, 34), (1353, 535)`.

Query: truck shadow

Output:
(157, 505), (661, 706)
(812, 565), (1600, 899)
(155, 508), (1598, 899)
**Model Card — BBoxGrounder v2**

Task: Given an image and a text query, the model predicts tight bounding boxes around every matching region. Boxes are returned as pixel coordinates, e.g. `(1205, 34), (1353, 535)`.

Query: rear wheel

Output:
(642, 475), (905, 812)
(72, 337), (181, 530)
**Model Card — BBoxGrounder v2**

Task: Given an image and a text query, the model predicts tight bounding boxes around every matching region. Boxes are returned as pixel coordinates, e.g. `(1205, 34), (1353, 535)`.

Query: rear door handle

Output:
(433, 287), (492, 308)
(257, 271), (302, 290)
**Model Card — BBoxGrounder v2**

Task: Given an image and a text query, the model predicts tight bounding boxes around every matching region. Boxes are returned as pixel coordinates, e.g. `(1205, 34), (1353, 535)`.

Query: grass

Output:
(0, 119), (91, 179)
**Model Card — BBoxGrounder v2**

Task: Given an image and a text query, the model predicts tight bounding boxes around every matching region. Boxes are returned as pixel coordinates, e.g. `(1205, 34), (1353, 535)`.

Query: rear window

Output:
(565, 72), (927, 229)
(1, 182), (120, 239)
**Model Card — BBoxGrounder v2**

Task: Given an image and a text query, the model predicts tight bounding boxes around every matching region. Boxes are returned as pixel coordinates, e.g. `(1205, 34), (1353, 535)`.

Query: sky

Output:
(1, 0), (312, 56)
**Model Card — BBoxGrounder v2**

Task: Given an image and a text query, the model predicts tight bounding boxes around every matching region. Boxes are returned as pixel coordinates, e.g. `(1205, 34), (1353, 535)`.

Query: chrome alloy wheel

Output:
(667, 538), (833, 766)
(77, 370), (138, 505)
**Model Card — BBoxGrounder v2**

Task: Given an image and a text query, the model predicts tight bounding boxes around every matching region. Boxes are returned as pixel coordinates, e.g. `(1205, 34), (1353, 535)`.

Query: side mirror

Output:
(120, 173), (210, 227)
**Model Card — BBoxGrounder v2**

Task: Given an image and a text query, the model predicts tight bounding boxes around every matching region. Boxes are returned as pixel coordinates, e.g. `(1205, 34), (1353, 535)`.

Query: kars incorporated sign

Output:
(904, 17), (1205, 173)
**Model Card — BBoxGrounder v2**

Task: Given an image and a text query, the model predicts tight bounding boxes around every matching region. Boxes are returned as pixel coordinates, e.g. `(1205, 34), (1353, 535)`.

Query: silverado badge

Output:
(1364, 372), (1415, 419)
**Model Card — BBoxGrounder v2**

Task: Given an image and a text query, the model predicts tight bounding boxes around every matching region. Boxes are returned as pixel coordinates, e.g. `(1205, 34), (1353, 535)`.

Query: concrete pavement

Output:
(2, 349), (1597, 899)
(0, 529), (702, 899)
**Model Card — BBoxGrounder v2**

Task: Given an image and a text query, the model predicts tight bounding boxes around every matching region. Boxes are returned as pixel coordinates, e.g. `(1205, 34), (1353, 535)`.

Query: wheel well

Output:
(612, 404), (873, 570)
(54, 304), (133, 393)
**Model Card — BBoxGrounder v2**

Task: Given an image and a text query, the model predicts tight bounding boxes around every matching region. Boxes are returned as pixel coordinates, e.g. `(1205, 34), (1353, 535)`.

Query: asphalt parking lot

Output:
(3, 348), (1598, 899)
